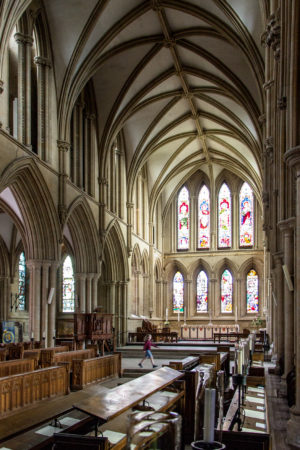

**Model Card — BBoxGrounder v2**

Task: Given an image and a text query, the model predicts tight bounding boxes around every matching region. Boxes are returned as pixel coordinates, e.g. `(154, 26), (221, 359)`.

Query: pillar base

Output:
(286, 407), (300, 448)
(279, 376), (287, 396)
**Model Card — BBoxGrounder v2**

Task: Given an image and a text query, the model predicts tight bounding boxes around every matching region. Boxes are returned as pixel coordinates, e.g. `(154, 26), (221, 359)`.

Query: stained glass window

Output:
(18, 252), (26, 311)
(197, 270), (208, 312)
(221, 269), (233, 313)
(198, 186), (210, 249)
(240, 182), (254, 246)
(218, 183), (231, 248)
(173, 271), (184, 313)
(247, 269), (259, 313)
(178, 187), (189, 249)
(62, 256), (75, 312)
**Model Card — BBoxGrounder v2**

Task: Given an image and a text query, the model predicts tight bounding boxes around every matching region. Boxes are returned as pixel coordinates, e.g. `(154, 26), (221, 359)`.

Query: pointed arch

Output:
(0, 157), (60, 260)
(65, 196), (100, 274)
(177, 186), (189, 249)
(218, 182), (232, 248)
(102, 221), (128, 282)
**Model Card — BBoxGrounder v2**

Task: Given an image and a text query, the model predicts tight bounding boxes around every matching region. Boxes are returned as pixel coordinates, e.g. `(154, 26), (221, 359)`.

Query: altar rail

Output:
(72, 353), (121, 390)
(0, 365), (68, 417)
(181, 324), (239, 340)
(0, 358), (35, 378)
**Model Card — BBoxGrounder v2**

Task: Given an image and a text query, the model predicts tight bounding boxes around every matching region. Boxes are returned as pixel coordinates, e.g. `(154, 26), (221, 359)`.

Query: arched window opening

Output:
(178, 187), (189, 250)
(173, 271), (184, 313)
(247, 269), (259, 313)
(18, 252), (26, 311)
(218, 183), (231, 248)
(198, 185), (210, 249)
(196, 270), (208, 312)
(240, 182), (254, 247)
(62, 256), (75, 312)
(221, 269), (232, 313)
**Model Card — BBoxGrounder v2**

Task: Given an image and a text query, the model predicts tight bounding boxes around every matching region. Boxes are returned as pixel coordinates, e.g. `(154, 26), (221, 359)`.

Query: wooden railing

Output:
(72, 353), (122, 390)
(0, 358), (35, 378)
(0, 365), (69, 417)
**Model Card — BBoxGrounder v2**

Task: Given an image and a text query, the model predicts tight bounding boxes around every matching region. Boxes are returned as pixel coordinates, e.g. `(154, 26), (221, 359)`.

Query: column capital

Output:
(76, 273), (87, 280)
(0, 80), (3, 94)
(34, 56), (51, 68)
(284, 145), (300, 171)
(57, 140), (70, 152)
(14, 32), (33, 45)
(278, 218), (296, 234)
(273, 251), (283, 266)
(126, 202), (134, 209)
(26, 260), (43, 270)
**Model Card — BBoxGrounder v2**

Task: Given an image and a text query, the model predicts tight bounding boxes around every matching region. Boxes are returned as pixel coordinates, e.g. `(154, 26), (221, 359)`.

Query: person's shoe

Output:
(153, 365), (158, 368)
(138, 363), (143, 368)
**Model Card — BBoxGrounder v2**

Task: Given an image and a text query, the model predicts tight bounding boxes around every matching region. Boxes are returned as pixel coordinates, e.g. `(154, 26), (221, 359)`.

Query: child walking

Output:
(138, 334), (158, 368)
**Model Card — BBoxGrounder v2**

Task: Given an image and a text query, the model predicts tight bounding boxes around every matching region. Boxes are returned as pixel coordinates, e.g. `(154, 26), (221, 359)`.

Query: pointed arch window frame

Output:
(173, 271), (184, 313)
(177, 186), (190, 251)
(218, 182), (232, 249)
(198, 185), (210, 249)
(221, 268), (233, 313)
(246, 269), (259, 313)
(62, 255), (76, 313)
(196, 270), (208, 313)
(239, 182), (254, 247)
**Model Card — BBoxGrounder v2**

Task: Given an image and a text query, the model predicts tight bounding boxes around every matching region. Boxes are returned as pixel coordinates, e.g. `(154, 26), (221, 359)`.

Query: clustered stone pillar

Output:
(34, 56), (51, 161)
(48, 262), (58, 346)
(272, 252), (284, 374)
(14, 32), (33, 146)
(284, 147), (300, 447)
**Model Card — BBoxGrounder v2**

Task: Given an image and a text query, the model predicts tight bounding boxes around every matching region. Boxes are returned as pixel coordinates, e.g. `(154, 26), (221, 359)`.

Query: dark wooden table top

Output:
(73, 366), (183, 422)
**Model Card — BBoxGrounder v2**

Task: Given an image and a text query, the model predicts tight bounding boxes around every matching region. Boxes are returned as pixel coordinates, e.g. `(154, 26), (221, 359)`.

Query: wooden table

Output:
(73, 366), (183, 423)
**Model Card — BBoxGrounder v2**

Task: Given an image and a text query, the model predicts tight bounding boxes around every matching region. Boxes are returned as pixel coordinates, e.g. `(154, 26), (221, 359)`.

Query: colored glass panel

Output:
(240, 182), (254, 246)
(197, 270), (208, 312)
(173, 271), (184, 313)
(221, 269), (232, 313)
(178, 187), (189, 249)
(218, 183), (231, 248)
(18, 252), (26, 311)
(62, 255), (75, 312)
(198, 185), (210, 248)
(247, 269), (259, 313)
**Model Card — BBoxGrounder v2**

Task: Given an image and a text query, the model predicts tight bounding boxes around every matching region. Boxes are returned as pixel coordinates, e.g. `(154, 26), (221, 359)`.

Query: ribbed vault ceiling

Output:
(44, 0), (266, 212)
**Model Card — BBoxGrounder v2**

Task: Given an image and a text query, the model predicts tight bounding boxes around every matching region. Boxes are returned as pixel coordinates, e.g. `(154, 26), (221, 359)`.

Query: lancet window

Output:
(221, 269), (233, 313)
(196, 270), (208, 312)
(247, 269), (259, 313)
(198, 185), (210, 249)
(173, 271), (184, 313)
(177, 187), (189, 249)
(218, 183), (232, 248)
(240, 182), (254, 247)
(62, 256), (75, 312)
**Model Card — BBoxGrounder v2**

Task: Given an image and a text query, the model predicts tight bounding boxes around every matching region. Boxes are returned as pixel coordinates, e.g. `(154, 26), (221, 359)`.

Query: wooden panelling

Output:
(0, 366), (68, 417)
(39, 346), (71, 367)
(0, 358), (35, 378)
(40, 348), (97, 369)
(72, 353), (121, 390)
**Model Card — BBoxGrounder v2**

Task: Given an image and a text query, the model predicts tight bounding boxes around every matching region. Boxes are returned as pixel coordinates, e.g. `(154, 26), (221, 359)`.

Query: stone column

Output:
(185, 280), (191, 322)
(76, 101), (84, 188)
(232, 191), (239, 249)
(57, 140), (70, 223)
(121, 282), (128, 345)
(92, 275), (99, 311)
(77, 273), (87, 313)
(48, 262), (58, 346)
(86, 274), (93, 313)
(278, 220), (295, 382)
(27, 260), (42, 341)
(163, 280), (168, 322)
(148, 223), (154, 317)
(143, 274), (149, 316)
(14, 33), (33, 146)
(284, 146), (300, 446)
(126, 202), (134, 256)
(34, 56), (51, 161)
(272, 252), (284, 372)
(41, 262), (50, 345)
(89, 114), (96, 197)
(108, 281), (116, 327)
(209, 278), (217, 319)
(115, 282), (121, 346)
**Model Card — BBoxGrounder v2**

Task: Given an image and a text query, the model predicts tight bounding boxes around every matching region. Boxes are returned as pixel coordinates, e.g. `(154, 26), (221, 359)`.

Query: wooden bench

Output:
(23, 349), (41, 369)
(72, 353), (122, 390)
(39, 346), (71, 367)
(40, 348), (97, 369)
(0, 358), (35, 378)
(0, 365), (69, 417)
(169, 356), (200, 371)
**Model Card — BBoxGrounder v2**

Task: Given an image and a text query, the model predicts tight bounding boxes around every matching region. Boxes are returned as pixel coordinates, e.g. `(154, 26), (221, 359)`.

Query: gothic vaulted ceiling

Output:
(45, 0), (266, 211)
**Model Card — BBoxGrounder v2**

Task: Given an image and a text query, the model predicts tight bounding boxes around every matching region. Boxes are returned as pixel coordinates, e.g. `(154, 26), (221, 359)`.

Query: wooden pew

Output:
(39, 345), (71, 367)
(0, 348), (7, 361)
(7, 343), (24, 360)
(53, 433), (109, 449)
(0, 365), (69, 417)
(23, 349), (41, 369)
(0, 358), (35, 377)
(71, 353), (122, 390)
(169, 355), (199, 371)
(40, 348), (96, 369)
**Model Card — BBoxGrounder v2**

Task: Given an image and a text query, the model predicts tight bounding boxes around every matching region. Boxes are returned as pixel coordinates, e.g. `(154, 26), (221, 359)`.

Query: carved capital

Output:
(264, 137), (274, 162)
(34, 56), (51, 68)
(0, 80), (3, 94)
(57, 140), (70, 152)
(263, 80), (274, 90)
(14, 32), (33, 46)
(126, 202), (134, 209)
(265, 12), (281, 60)
(284, 145), (300, 171)
(262, 191), (270, 206)
(258, 114), (266, 124)
(277, 96), (287, 110)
